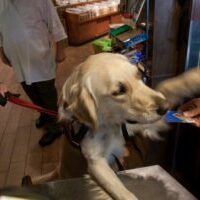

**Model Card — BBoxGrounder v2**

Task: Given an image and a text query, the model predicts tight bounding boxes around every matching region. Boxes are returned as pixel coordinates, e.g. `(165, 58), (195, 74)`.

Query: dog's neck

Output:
(94, 121), (122, 135)
(97, 113), (123, 128)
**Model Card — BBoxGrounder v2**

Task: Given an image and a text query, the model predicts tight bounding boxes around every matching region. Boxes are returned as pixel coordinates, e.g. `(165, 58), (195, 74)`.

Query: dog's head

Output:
(59, 53), (167, 130)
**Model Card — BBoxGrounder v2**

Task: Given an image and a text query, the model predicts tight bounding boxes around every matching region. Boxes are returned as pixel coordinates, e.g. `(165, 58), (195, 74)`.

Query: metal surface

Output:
(1, 166), (197, 200)
(152, 0), (180, 86)
(185, 21), (200, 69)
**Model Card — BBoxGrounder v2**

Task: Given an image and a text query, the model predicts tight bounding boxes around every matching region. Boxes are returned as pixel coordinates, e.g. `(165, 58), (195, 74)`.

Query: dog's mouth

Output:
(126, 116), (162, 125)
(126, 120), (138, 124)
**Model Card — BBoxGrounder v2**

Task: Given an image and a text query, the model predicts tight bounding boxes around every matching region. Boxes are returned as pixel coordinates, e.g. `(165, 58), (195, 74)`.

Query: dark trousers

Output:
(21, 79), (58, 122)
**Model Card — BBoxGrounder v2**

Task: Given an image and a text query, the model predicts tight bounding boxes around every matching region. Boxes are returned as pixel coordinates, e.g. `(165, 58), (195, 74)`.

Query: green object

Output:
(92, 38), (112, 53)
(110, 24), (133, 37)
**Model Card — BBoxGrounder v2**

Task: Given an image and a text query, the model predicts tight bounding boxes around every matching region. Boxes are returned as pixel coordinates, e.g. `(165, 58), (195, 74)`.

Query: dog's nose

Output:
(153, 95), (169, 115)
(156, 107), (168, 115)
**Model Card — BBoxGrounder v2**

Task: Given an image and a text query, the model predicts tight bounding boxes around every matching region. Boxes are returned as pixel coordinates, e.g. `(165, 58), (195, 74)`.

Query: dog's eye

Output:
(63, 102), (68, 109)
(112, 83), (127, 96)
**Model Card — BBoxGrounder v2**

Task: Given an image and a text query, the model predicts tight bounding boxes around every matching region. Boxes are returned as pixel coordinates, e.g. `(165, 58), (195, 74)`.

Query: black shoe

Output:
(39, 123), (62, 147)
(21, 175), (33, 186)
(35, 114), (48, 128)
(39, 131), (62, 147)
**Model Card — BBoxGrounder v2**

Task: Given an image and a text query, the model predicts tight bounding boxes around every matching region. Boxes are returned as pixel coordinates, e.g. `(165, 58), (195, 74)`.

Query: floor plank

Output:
(5, 162), (25, 187)
(0, 173), (7, 188)
(42, 138), (60, 164)
(42, 162), (57, 175)
(0, 105), (22, 173)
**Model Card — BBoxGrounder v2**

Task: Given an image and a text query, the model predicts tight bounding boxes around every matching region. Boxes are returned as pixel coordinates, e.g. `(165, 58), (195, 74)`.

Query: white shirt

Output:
(0, 0), (67, 84)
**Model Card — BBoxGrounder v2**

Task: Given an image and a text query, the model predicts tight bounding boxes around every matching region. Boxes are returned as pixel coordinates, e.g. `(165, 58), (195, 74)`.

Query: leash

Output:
(0, 92), (126, 171)
(0, 92), (57, 117)
(0, 91), (88, 149)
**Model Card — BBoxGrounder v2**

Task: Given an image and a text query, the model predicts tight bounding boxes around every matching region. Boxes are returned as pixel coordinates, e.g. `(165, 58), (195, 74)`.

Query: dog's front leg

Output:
(81, 135), (138, 200)
(87, 157), (138, 200)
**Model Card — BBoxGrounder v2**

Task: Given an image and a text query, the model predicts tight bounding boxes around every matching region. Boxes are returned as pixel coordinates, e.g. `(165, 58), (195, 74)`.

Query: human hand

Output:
(56, 51), (66, 63)
(179, 98), (200, 127)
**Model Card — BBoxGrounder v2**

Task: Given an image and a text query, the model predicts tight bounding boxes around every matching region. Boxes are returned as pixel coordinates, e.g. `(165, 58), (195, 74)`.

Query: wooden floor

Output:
(0, 43), (94, 187)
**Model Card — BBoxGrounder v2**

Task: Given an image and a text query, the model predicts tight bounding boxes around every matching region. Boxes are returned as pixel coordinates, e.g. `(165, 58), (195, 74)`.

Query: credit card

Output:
(164, 110), (195, 123)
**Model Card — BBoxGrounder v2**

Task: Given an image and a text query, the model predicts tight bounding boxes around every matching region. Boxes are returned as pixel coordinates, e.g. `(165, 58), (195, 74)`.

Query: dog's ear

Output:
(59, 68), (98, 130)
(58, 91), (72, 122)
(71, 86), (97, 129)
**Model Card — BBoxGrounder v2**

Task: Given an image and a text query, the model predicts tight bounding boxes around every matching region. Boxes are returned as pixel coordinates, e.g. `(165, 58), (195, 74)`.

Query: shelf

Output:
(61, 0), (122, 45)
(64, 11), (122, 45)
(55, 0), (104, 8)
(78, 11), (120, 24)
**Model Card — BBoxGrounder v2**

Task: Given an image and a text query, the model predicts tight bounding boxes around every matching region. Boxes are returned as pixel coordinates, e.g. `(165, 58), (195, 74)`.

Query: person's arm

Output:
(0, 33), (9, 65)
(0, 47), (11, 66)
(0, 82), (8, 97)
(179, 98), (200, 127)
(0, 48), (8, 99)
(55, 40), (66, 63)
(44, 0), (67, 63)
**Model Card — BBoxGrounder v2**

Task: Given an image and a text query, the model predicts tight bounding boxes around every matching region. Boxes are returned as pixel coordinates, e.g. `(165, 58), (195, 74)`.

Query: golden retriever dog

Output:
(31, 53), (168, 200)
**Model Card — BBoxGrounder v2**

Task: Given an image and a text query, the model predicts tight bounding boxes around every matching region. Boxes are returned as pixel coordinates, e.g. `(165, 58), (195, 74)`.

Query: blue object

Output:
(164, 110), (194, 123)
(125, 51), (145, 63)
(131, 51), (145, 63)
(124, 33), (148, 49)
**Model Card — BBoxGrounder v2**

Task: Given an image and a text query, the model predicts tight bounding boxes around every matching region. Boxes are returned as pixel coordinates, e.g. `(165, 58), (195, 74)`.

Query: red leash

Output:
(7, 95), (58, 117)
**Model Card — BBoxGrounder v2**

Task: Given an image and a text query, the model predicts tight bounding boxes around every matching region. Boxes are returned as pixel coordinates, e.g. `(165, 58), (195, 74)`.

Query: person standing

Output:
(0, 0), (67, 146)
